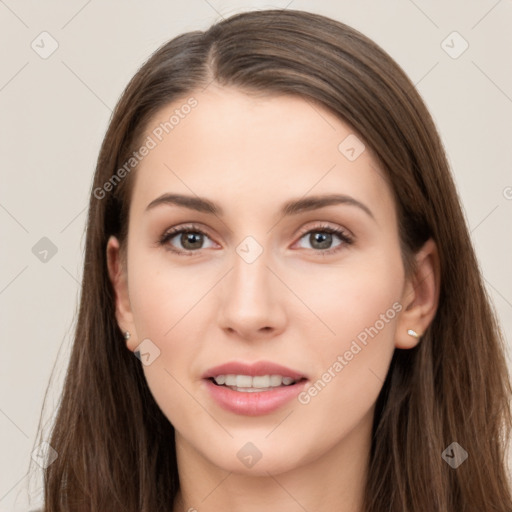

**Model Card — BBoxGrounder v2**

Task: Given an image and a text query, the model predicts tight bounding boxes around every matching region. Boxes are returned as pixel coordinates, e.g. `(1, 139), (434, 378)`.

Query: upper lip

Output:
(202, 361), (307, 380)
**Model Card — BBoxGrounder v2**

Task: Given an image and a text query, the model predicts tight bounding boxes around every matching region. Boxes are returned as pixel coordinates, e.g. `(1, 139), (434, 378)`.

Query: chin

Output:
(193, 433), (315, 476)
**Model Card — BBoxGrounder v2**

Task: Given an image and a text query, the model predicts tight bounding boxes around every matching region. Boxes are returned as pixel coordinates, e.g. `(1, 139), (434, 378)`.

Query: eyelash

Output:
(157, 223), (354, 257)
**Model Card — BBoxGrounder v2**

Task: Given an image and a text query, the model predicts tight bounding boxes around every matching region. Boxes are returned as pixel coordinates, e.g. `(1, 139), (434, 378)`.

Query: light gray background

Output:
(1, 0), (511, 509)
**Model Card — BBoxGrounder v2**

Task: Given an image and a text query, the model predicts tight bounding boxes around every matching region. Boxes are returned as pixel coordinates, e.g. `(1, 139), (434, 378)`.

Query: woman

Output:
(35, 8), (512, 511)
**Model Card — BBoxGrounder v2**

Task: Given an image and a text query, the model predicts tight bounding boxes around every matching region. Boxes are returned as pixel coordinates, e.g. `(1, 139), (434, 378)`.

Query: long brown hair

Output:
(35, 9), (512, 511)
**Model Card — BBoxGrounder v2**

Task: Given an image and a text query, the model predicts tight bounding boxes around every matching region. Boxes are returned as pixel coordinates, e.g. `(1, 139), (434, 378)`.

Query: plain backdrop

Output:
(1, 0), (511, 510)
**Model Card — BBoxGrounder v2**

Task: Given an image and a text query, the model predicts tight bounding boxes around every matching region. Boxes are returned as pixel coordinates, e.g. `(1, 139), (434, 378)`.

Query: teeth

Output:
(269, 375), (282, 386)
(252, 375), (270, 387)
(236, 375), (252, 387)
(212, 374), (298, 389)
(215, 375), (226, 385)
(225, 375), (237, 386)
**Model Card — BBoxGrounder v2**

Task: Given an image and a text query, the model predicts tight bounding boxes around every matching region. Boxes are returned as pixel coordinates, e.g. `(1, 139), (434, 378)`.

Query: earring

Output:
(407, 329), (420, 339)
(124, 331), (131, 340)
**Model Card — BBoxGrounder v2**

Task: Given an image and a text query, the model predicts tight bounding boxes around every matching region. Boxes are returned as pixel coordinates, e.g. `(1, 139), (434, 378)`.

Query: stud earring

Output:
(407, 329), (420, 339)
(124, 331), (131, 340)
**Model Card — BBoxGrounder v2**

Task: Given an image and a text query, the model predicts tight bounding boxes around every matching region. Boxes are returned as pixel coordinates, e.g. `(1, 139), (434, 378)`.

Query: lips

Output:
(202, 361), (307, 381)
(201, 361), (309, 416)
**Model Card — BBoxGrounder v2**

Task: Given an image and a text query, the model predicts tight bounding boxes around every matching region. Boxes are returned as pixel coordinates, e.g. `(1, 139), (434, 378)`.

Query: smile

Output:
(202, 361), (309, 415)
(211, 374), (299, 391)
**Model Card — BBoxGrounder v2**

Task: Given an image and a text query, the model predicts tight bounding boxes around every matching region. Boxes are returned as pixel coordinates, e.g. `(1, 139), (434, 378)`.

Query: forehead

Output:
(128, 86), (395, 224)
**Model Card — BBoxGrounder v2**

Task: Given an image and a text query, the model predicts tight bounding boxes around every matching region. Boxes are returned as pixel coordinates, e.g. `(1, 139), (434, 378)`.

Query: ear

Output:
(106, 236), (138, 352)
(395, 238), (440, 349)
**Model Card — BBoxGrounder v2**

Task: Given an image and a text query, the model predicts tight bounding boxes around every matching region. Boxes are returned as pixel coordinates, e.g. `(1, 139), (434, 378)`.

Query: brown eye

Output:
(159, 225), (216, 255)
(177, 231), (205, 250)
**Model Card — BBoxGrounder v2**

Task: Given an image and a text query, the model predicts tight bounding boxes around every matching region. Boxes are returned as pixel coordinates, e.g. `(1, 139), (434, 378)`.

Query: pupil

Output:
(182, 232), (203, 249)
(311, 232), (331, 249)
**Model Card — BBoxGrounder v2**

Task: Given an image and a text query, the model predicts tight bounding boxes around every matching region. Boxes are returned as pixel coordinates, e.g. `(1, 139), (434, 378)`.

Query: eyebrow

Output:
(145, 193), (375, 220)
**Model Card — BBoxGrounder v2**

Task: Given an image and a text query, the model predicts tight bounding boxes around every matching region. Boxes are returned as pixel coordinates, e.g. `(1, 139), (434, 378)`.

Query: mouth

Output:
(202, 361), (309, 415)
(208, 374), (307, 392)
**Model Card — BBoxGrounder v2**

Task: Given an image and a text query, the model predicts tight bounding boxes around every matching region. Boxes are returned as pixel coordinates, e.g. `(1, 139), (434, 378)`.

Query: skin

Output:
(107, 85), (440, 512)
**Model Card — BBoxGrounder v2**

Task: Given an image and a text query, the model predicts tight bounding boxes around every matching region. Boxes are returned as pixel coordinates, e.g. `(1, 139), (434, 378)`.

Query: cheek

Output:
(127, 247), (214, 340)
(293, 252), (403, 434)
(292, 251), (404, 408)
(291, 247), (404, 349)
(126, 249), (217, 421)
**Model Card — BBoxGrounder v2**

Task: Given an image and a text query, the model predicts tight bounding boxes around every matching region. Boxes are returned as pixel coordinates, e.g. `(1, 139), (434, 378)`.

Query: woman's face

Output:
(108, 86), (423, 476)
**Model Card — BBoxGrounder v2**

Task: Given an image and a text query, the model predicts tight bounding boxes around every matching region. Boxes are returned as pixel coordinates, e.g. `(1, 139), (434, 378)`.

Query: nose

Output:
(217, 247), (287, 341)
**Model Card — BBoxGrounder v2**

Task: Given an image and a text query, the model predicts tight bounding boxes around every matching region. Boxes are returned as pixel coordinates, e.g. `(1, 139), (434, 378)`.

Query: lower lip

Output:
(203, 379), (308, 416)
